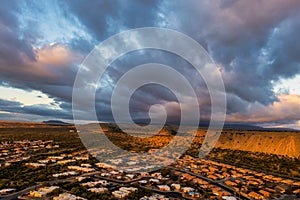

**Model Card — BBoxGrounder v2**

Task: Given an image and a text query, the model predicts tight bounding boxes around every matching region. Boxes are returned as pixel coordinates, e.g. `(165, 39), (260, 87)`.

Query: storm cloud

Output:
(0, 0), (299, 128)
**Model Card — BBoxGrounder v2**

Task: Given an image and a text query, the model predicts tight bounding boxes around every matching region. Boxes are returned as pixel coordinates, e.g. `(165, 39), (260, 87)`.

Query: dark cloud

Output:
(161, 0), (300, 104)
(0, 98), (71, 119)
(93, 49), (209, 123)
(263, 13), (300, 79)
(0, 0), (163, 122)
(0, 0), (299, 127)
(0, 98), (21, 108)
(65, 0), (160, 41)
(0, 1), (35, 68)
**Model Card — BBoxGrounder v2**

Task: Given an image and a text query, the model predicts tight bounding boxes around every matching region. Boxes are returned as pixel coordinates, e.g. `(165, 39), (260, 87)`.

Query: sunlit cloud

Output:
(0, 86), (55, 107)
(273, 74), (300, 95)
(226, 94), (300, 125)
(0, 0), (299, 128)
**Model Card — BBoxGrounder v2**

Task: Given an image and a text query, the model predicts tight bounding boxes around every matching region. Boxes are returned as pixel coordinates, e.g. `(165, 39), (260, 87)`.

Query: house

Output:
(112, 187), (137, 198)
(182, 187), (195, 193)
(81, 163), (92, 168)
(293, 182), (300, 187)
(53, 193), (87, 200)
(187, 191), (201, 198)
(29, 186), (59, 198)
(259, 190), (270, 198)
(157, 185), (170, 191)
(112, 190), (129, 198)
(67, 166), (95, 173)
(223, 172), (231, 177)
(207, 174), (218, 180)
(140, 194), (167, 200)
(109, 158), (122, 165)
(222, 196), (237, 200)
(52, 171), (78, 178)
(127, 161), (137, 165)
(224, 181), (237, 187)
(126, 174), (135, 179)
(293, 189), (300, 194)
(138, 180), (147, 184)
(275, 185), (286, 193)
(38, 159), (50, 164)
(211, 187), (223, 196)
(25, 163), (46, 168)
(76, 177), (86, 182)
(88, 187), (108, 193)
(110, 171), (119, 175)
(171, 183), (181, 190)
(101, 172), (111, 177)
(95, 162), (116, 169)
(140, 172), (149, 177)
(193, 178), (208, 185)
(151, 172), (162, 178)
(248, 191), (264, 199)
(119, 187), (138, 193)
(48, 156), (64, 160)
(149, 178), (160, 183)
(75, 156), (89, 161)
(81, 180), (107, 187)
(57, 159), (76, 165)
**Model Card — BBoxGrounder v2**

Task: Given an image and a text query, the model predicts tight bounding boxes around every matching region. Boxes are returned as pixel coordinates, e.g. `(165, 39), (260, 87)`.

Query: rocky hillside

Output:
(215, 130), (300, 157)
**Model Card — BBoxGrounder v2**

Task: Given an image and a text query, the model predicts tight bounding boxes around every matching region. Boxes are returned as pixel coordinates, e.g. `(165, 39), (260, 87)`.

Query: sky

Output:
(0, 0), (300, 129)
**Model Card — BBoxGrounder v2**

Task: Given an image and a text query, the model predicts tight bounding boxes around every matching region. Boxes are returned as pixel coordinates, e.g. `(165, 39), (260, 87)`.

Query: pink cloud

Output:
(226, 94), (300, 124)
(35, 44), (80, 66)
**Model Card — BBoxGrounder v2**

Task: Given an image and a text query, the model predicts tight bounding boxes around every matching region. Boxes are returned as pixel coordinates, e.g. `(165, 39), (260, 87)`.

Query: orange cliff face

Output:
(214, 130), (300, 157)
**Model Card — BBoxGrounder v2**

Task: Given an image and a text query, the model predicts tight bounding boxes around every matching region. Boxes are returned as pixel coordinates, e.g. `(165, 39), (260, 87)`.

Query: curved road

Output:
(169, 166), (251, 200)
(0, 172), (100, 200)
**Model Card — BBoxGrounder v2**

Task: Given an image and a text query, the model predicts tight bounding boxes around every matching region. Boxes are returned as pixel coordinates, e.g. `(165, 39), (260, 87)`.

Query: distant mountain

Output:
(198, 121), (262, 130)
(43, 120), (72, 126)
(198, 121), (299, 132)
(223, 123), (298, 132)
(263, 127), (299, 132)
(97, 121), (298, 132)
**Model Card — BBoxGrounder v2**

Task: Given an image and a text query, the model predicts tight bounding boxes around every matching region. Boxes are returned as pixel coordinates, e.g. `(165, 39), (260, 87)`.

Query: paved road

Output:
(1, 167), (252, 200)
(139, 185), (192, 200)
(94, 174), (154, 184)
(0, 184), (41, 200)
(0, 171), (100, 200)
(208, 158), (300, 182)
(169, 166), (251, 200)
(94, 175), (193, 199)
